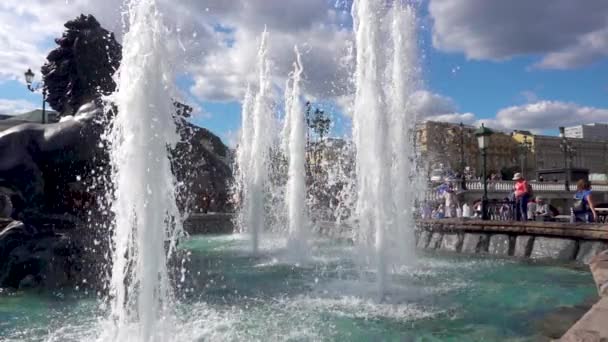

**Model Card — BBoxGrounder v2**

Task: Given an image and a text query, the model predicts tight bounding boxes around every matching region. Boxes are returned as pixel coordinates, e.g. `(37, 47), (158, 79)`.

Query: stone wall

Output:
(560, 250), (608, 340)
(416, 219), (608, 264)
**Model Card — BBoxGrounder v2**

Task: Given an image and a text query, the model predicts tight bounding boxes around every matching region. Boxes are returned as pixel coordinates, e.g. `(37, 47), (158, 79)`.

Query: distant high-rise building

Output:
(564, 123), (608, 141)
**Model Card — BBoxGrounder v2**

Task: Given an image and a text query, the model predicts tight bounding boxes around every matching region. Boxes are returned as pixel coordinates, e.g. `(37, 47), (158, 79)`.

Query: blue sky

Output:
(424, 46), (608, 119)
(2, 0), (608, 143)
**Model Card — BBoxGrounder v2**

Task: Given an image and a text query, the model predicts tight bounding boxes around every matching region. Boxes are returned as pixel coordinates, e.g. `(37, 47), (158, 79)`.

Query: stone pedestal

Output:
(489, 234), (511, 256)
(417, 230), (431, 249)
(461, 233), (489, 254)
(577, 242), (608, 265)
(428, 233), (443, 249)
(514, 235), (534, 258)
(440, 233), (463, 252)
(531, 237), (577, 261)
(590, 250), (608, 297)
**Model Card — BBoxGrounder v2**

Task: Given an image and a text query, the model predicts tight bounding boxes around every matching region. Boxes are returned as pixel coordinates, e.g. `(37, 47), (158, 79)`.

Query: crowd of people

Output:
(423, 174), (600, 223)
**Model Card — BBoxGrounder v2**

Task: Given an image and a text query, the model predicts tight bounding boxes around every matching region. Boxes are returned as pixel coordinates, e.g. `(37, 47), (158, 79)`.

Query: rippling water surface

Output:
(0, 234), (596, 341)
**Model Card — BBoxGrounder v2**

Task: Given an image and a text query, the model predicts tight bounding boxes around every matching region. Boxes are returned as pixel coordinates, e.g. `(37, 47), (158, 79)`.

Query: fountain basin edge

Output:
(415, 218), (608, 341)
(415, 218), (608, 263)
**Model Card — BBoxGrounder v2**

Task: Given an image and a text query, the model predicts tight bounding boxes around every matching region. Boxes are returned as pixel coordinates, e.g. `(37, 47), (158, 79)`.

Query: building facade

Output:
(419, 121), (608, 181)
(564, 123), (608, 141)
(0, 110), (59, 132)
(513, 131), (608, 177)
(416, 121), (518, 178)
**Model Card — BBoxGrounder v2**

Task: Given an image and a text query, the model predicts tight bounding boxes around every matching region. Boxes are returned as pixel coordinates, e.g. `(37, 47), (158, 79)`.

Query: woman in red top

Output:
(513, 173), (530, 221)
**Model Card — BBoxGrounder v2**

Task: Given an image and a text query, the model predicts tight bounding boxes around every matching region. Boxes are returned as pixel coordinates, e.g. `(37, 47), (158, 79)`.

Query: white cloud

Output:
(0, 0), (123, 82)
(429, 112), (476, 123)
(409, 90), (475, 124)
(409, 91), (608, 134)
(222, 129), (239, 148)
(472, 118), (508, 133)
(5, 0), (607, 136)
(186, 102), (212, 120)
(0, 0), (354, 105)
(187, 1), (354, 102)
(429, 0), (608, 69)
(492, 101), (608, 131)
(536, 27), (608, 69)
(0, 98), (37, 114)
(520, 90), (539, 103)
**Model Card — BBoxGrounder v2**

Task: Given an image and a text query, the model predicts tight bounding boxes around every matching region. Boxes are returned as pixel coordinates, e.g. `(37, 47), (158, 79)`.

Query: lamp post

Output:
(518, 135), (532, 178)
(24, 68), (47, 124)
(559, 127), (576, 191)
(459, 122), (467, 190)
(475, 123), (494, 220)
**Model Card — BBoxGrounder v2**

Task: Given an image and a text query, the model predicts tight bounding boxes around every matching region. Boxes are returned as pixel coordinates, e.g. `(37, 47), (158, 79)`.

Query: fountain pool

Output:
(0, 234), (596, 341)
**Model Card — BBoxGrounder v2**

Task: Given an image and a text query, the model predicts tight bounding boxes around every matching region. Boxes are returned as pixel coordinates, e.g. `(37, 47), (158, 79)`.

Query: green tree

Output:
(305, 102), (332, 176)
(311, 108), (331, 141)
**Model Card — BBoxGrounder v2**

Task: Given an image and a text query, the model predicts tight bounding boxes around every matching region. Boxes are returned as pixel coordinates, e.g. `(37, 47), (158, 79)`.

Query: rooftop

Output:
(0, 109), (59, 132)
(0, 109), (59, 123)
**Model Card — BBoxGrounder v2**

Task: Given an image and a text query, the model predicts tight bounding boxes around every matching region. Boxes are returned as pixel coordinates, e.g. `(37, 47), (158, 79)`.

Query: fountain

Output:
(386, 0), (422, 274)
(235, 30), (274, 255)
(0, 1), (601, 341)
(104, 0), (183, 339)
(235, 85), (254, 235)
(351, 0), (419, 296)
(283, 46), (310, 259)
(236, 41), (309, 259)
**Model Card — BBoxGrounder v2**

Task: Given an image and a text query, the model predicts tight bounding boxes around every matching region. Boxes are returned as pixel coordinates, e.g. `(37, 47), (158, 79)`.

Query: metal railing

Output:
(487, 200), (517, 221)
(418, 200), (518, 221)
(443, 180), (608, 193)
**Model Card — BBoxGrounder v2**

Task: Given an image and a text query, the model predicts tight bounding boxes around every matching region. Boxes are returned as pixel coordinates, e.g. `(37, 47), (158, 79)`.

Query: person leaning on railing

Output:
(572, 179), (598, 223)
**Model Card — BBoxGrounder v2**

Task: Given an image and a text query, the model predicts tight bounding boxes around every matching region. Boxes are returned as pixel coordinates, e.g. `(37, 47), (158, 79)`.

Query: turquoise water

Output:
(0, 234), (597, 341)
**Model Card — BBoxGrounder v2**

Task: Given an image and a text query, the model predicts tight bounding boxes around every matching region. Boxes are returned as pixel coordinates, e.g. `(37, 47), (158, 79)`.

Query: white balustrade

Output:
(436, 180), (608, 193)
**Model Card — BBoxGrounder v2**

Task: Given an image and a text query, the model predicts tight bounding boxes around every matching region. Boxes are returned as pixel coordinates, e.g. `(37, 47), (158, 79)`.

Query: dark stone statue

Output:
(0, 219), (81, 289)
(41, 14), (121, 116)
(0, 14), (233, 289)
(0, 14), (232, 219)
(173, 120), (233, 213)
(0, 196), (81, 289)
(0, 102), (104, 219)
(0, 14), (117, 218)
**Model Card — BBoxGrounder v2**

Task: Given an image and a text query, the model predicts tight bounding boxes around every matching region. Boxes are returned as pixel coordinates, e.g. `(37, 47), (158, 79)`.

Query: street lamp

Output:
(475, 123), (494, 220)
(24, 68), (47, 124)
(559, 126), (576, 191)
(518, 135), (532, 178)
(459, 122), (467, 190)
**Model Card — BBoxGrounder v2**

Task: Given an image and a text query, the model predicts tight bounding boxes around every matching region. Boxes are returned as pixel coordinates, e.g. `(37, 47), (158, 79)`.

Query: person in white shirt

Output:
(535, 197), (553, 220)
(443, 184), (457, 218)
(527, 199), (537, 221)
